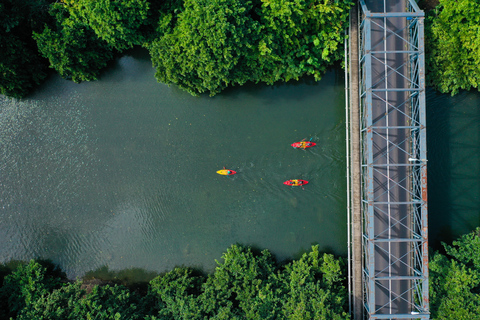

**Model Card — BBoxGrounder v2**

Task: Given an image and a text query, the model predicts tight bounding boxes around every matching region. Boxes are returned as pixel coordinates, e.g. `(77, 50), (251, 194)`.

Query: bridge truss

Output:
(358, 0), (429, 318)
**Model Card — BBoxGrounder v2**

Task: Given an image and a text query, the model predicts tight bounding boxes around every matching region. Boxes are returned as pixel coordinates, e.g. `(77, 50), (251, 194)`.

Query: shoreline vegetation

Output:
(2, 0), (480, 99)
(3, 228), (480, 319)
(0, 227), (480, 320)
(0, 245), (350, 320)
(0, 0), (352, 99)
(424, 0), (480, 95)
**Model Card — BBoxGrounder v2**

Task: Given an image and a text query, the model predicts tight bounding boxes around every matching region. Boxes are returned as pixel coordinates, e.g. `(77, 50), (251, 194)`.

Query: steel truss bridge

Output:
(357, 0), (429, 318)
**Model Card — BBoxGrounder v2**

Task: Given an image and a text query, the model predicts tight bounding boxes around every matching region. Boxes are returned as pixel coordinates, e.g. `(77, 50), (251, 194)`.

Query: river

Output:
(0, 50), (347, 277)
(1, 49), (479, 278)
(427, 88), (480, 249)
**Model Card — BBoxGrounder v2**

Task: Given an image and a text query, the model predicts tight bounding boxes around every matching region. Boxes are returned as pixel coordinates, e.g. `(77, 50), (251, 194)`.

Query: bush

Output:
(0, 0), (50, 98)
(425, 0), (480, 95)
(33, 3), (115, 83)
(430, 227), (480, 318)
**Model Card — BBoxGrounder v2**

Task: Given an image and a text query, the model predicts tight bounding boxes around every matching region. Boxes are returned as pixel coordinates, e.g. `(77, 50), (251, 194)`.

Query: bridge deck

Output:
(368, 0), (409, 314)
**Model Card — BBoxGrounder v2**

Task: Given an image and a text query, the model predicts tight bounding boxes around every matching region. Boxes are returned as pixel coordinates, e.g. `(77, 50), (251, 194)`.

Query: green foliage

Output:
(430, 227), (480, 319)
(33, 3), (115, 83)
(147, 245), (350, 319)
(257, 0), (353, 83)
(278, 247), (348, 319)
(64, 0), (152, 51)
(425, 0), (480, 95)
(2, 0), (351, 97)
(0, 0), (50, 98)
(429, 253), (480, 319)
(0, 260), (63, 319)
(146, 0), (352, 96)
(16, 282), (86, 320)
(146, 0), (262, 96)
(200, 245), (281, 319)
(444, 226), (480, 269)
(1, 246), (349, 319)
(16, 282), (147, 320)
(76, 284), (145, 320)
(149, 267), (204, 319)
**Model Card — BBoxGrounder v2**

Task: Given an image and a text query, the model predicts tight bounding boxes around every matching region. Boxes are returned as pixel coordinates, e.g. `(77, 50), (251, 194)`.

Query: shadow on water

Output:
(218, 63), (343, 103)
(426, 88), (452, 249)
(427, 88), (480, 249)
(0, 259), (67, 284)
(83, 265), (160, 294)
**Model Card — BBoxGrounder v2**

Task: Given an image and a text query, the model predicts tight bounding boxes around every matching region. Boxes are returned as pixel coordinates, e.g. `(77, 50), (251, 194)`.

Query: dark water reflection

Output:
(0, 49), (347, 277)
(427, 88), (480, 249)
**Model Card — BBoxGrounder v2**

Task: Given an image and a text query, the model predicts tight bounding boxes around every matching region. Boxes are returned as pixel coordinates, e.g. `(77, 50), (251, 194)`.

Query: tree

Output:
(200, 244), (281, 319)
(148, 268), (204, 319)
(64, 0), (152, 51)
(425, 0), (480, 95)
(146, 0), (352, 96)
(0, 0), (50, 98)
(33, 3), (115, 83)
(17, 282), (147, 320)
(278, 247), (349, 319)
(0, 246), (350, 319)
(256, 0), (353, 84)
(429, 228), (480, 319)
(145, 0), (263, 96)
(16, 282), (86, 320)
(0, 260), (64, 319)
(146, 245), (350, 319)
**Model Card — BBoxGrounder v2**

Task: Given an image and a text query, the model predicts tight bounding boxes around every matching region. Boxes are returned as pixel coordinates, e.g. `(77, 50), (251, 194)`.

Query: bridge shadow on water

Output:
(427, 88), (480, 250)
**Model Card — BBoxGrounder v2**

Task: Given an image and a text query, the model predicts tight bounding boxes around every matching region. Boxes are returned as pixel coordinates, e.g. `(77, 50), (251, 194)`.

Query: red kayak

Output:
(284, 179), (309, 186)
(291, 141), (316, 149)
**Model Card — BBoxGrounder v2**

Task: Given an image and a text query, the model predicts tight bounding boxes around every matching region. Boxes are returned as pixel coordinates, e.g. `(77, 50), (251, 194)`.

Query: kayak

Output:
(292, 141), (316, 149)
(283, 179), (308, 186)
(217, 169), (236, 175)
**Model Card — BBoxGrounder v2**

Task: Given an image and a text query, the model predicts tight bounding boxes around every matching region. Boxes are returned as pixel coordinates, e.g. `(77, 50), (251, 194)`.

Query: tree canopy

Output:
(146, 0), (264, 96)
(257, 0), (352, 84)
(0, 245), (350, 320)
(33, 3), (115, 83)
(425, 0), (480, 95)
(63, 0), (153, 51)
(146, 0), (353, 96)
(1, 0), (352, 98)
(429, 228), (480, 318)
(0, 0), (51, 98)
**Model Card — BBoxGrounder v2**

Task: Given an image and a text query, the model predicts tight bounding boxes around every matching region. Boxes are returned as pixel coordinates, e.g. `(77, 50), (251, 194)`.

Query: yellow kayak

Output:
(217, 168), (236, 175)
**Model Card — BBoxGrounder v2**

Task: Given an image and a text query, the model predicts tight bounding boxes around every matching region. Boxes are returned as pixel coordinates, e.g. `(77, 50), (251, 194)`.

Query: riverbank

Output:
(0, 245), (350, 320)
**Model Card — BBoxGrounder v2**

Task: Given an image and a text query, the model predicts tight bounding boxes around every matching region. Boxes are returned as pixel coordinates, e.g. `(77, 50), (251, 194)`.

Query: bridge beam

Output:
(348, 1), (364, 319)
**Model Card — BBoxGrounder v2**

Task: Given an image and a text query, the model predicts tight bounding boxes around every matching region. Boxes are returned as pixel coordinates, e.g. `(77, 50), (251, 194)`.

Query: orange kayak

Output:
(284, 179), (308, 186)
(292, 141), (316, 149)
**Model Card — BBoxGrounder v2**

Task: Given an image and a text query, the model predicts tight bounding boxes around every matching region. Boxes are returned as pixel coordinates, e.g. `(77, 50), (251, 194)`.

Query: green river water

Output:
(0, 49), (479, 278)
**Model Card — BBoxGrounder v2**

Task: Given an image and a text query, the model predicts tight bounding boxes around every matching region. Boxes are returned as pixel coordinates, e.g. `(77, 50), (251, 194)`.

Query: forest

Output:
(2, 0), (479, 98)
(3, 0), (478, 98)
(3, 230), (480, 319)
(424, 0), (480, 95)
(0, 0), (352, 98)
(0, 245), (350, 320)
